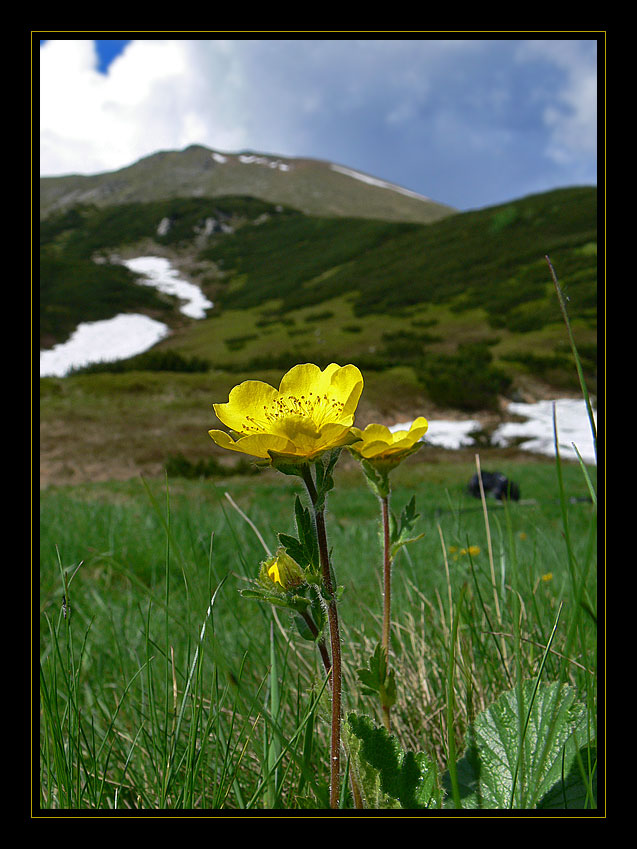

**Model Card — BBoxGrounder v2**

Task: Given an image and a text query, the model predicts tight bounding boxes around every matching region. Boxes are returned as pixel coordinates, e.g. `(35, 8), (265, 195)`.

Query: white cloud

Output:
(515, 39), (598, 166)
(39, 39), (251, 176)
(38, 38), (599, 208)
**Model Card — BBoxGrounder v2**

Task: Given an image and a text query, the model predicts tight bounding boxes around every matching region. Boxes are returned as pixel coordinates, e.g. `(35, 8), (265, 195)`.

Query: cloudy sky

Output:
(38, 36), (599, 211)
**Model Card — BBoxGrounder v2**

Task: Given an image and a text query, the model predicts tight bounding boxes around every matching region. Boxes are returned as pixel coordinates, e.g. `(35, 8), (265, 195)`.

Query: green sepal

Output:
(353, 444), (423, 498)
(266, 450), (310, 478)
(240, 586), (311, 614)
(357, 457), (391, 499)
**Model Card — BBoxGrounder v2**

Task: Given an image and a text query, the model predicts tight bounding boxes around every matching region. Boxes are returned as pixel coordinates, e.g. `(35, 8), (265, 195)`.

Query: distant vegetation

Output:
(201, 187), (596, 328)
(69, 349), (210, 376)
(40, 187), (597, 403)
(39, 196), (291, 346)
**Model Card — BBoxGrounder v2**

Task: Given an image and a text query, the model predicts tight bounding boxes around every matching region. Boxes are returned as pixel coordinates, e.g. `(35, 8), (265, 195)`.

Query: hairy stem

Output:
(302, 463), (342, 809)
(381, 495), (392, 732)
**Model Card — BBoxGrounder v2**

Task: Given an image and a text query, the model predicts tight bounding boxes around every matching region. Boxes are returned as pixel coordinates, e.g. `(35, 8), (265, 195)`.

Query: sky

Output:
(38, 36), (600, 211)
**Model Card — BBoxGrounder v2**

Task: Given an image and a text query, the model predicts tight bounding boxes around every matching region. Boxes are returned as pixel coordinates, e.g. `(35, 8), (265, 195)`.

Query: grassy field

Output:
(38, 448), (598, 812)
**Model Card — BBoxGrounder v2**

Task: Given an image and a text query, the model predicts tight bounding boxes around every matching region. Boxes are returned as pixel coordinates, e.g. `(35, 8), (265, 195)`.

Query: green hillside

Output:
(40, 186), (597, 398)
(39, 185), (597, 484)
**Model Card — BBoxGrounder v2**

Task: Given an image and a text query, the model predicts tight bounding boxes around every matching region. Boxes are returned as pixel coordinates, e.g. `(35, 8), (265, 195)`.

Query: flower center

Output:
(243, 391), (345, 434)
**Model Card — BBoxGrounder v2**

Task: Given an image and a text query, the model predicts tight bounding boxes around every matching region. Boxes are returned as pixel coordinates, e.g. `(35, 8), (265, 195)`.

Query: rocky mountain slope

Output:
(40, 144), (456, 224)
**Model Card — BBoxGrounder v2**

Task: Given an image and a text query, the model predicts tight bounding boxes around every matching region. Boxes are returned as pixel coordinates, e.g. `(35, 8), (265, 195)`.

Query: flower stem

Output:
(381, 494), (392, 732)
(301, 463), (342, 810)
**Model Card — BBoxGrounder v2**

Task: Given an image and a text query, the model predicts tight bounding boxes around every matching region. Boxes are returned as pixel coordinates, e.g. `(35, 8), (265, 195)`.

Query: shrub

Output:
(164, 453), (258, 479)
(69, 350), (210, 375)
(420, 343), (512, 411)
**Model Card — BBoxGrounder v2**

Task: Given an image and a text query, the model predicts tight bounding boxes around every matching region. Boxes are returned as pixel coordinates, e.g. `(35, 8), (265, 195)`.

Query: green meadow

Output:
(39, 446), (598, 810)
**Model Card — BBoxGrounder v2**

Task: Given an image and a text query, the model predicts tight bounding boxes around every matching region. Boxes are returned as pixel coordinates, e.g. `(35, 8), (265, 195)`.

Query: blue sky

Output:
(39, 37), (600, 211)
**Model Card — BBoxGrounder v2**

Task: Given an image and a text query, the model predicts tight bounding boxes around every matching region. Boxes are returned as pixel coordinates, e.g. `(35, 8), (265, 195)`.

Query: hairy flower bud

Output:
(259, 547), (306, 592)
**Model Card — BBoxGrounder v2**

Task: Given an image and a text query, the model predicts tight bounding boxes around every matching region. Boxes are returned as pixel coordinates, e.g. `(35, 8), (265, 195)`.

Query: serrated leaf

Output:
(443, 681), (590, 809)
(313, 449), (342, 510)
(347, 712), (438, 809)
(389, 495), (424, 557)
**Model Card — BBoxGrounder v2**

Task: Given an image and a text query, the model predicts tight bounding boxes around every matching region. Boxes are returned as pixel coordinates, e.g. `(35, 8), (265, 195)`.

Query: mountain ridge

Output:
(40, 144), (457, 225)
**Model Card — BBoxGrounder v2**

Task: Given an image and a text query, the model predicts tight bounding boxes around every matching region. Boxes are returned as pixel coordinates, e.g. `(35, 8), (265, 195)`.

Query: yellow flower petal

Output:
(208, 428), (296, 458)
(213, 380), (279, 433)
(209, 363), (364, 461)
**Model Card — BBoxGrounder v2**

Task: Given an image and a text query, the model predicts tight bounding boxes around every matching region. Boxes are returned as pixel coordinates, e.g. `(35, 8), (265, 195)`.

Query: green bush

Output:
(420, 343), (512, 411)
(164, 453), (258, 479)
(70, 350), (210, 375)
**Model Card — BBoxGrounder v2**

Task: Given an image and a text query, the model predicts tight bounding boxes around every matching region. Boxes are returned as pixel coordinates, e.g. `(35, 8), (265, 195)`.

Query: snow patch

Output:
(238, 153), (290, 171)
(121, 256), (213, 319)
(330, 164), (433, 201)
(492, 399), (597, 464)
(40, 314), (169, 378)
(40, 256), (213, 377)
(390, 399), (597, 463)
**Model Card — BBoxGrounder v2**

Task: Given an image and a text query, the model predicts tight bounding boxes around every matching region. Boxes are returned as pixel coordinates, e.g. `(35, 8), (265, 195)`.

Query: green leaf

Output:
(390, 495), (425, 558)
(356, 643), (396, 709)
(346, 713), (438, 809)
(537, 744), (597, 809)
(443, 681), (591, 809)
(313, 448), (342, 510)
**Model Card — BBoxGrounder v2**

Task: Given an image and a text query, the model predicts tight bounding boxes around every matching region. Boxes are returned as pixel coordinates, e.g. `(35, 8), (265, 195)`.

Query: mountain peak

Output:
(40, 145), (456, 224)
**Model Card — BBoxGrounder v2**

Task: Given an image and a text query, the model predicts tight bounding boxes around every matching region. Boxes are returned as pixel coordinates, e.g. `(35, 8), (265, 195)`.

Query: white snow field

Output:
(40, 256), (212, 377)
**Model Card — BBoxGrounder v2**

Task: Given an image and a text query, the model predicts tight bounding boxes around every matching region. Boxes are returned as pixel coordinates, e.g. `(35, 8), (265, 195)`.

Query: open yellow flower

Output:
(349, 417), (428, 461)
(209, 362), (364, 461)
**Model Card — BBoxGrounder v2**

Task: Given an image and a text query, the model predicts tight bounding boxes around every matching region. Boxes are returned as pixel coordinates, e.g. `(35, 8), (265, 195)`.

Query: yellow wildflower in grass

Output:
(541, 572), (553, 582)
(349, 417), (428, 461)
(209, 362), (364, 461)
(349, 417), (428, 497)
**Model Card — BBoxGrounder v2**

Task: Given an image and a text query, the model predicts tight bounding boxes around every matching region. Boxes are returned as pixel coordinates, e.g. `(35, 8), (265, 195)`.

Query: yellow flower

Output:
(541, 572), (553, 582)
(349, 417), (428, 461)
(209, 362), (364, 461)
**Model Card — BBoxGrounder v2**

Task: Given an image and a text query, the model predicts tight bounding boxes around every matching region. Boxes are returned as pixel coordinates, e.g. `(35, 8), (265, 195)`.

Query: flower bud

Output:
(259, 547), (306, 592)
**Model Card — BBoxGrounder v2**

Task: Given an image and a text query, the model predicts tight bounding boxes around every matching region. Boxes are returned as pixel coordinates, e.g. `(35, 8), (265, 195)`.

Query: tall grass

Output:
(38, 448), (597, 812)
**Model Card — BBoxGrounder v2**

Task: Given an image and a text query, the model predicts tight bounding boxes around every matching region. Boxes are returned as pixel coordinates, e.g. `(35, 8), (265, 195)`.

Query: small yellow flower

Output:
(541, 572), (553, 582)
(349, 417), (428, 461)
(209, 362), (364, 461)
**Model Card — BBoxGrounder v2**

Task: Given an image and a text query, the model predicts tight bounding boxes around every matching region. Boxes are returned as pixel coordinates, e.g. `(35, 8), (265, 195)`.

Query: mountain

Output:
(39, 144), (456, 225)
